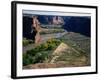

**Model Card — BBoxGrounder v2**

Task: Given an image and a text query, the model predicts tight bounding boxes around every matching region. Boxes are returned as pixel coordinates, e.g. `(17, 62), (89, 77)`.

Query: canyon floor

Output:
(23, 31), (90, 69)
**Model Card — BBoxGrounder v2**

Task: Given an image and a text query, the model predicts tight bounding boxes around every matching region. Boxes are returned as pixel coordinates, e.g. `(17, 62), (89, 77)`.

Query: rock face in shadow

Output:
(62, 17), (91, 37)
(23, 15), (91, 40)
(23, 17), (33, 39)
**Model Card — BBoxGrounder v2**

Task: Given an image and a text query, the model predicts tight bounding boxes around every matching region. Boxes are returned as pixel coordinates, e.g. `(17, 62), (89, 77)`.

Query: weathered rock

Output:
(53, 42), (69, 55)
(52, 16), (64, 25)
(32, 16), (41, 43)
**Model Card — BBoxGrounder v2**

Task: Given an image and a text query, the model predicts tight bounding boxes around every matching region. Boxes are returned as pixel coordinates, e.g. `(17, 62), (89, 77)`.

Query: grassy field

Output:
(54, 32), (90, 66)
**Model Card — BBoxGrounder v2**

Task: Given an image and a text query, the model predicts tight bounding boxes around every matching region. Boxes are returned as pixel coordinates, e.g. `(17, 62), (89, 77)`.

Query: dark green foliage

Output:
(23, 38), (61, 66)
(35, 38), (61, 51)
(23, 38), (33, 46)
(23, 53), (33, 66)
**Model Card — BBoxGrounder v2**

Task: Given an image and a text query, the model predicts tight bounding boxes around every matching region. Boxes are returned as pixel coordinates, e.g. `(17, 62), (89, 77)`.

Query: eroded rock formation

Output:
(52, 16), (64, 25)
(32, 16), (41, 43)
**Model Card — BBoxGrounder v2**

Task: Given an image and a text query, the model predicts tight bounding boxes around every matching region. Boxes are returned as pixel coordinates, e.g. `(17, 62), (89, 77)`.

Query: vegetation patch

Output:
(23, 38), (33, 46)
(23, 32), (90, 68)
(23, 38), (61, 66)
(40, 28), (65, 34)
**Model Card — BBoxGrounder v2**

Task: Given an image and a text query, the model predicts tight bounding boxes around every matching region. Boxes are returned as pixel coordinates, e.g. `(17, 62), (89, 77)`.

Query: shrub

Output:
(23, 38), (33, 46)
(23, 53), (33, 66)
